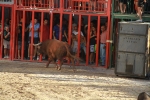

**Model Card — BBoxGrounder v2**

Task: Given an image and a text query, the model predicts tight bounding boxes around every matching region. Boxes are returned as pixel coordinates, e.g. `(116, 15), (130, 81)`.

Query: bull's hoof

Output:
(57, 67), (61, 70)
(45, 66), (48, 68)
(73, 69), (76, 73)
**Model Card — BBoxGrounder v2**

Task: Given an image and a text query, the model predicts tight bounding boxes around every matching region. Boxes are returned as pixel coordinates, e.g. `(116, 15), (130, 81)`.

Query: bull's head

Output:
(33, 42), (42, 55)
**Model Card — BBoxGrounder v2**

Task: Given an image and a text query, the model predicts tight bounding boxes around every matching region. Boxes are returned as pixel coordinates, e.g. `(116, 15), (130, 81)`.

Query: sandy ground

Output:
(0, 60), (149, 100)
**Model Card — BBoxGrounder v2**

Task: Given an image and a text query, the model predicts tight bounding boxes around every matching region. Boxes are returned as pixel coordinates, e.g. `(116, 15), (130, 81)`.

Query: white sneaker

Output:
(6, 56), (9, 58)
(136, 19), (142, 22)
(4, 56), (7, 59)
(37, 56), (39, 60)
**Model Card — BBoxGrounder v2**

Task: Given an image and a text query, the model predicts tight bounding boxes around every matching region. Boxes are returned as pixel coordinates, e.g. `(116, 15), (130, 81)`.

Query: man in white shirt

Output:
(72, 25), (86, 55)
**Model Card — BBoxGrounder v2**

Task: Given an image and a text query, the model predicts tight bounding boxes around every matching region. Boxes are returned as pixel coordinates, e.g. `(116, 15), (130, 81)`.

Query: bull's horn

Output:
(33, 42), (42, 46)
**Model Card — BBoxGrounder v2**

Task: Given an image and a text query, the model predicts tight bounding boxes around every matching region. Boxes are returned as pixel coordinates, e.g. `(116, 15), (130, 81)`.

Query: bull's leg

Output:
(57, 59), (63, 70)
(70, 58), (76, 72)
(45, 57), (52, 68)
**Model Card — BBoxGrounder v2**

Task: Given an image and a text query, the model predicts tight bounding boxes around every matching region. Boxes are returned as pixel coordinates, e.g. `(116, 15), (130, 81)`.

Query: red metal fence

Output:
(0, 0), (111, 68)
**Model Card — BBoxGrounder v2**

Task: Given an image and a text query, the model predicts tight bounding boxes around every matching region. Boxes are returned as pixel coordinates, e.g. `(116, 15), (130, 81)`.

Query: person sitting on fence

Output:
(136, 0), (146, 22)
(90, 0), (97, 11)
(119, 0), (127, 13)
(3, 25), (10, 59)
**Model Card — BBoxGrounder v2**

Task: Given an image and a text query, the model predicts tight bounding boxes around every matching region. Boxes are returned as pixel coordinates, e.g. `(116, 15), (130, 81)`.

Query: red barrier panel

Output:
(0, 0), (111, 68)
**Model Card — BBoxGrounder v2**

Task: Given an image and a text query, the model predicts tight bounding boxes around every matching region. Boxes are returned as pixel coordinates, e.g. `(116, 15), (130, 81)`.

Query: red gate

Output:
(0, 0), (111, 68)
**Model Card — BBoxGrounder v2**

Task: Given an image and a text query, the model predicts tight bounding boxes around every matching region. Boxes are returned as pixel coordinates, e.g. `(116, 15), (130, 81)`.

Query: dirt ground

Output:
(0, 60), (149, 100)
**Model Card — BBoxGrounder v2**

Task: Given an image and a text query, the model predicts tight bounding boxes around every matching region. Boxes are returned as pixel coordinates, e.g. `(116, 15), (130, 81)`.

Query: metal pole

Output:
(59, 0), (63, 41)
(68, 13), (72, 45)
(50, 11), (53, 39)
(21, 10), (25, 60)
(86, 15), (91, 66)
(30, 11), (34, 61)
(77, 14), (81, 65)
(39, 11), (44, 62)
(0, 6), (4, 59)
(96, 15), (100, 67)
(106, 0), (111, 68)
(12, 7), (15, 60)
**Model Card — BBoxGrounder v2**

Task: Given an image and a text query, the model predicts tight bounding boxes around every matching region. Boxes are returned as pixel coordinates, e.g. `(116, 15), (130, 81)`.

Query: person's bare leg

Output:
(33, 46), (37, 58)
(123, 4), (126, 13)
(119, 2), (123, 13)
(7, 49), (9, 58)
(18, 49), (21, 59)
(4, 48), (7, 58)
(28, 44), (31, 58)
(138, 7), (142, 20)
(90, 53), (92, 63)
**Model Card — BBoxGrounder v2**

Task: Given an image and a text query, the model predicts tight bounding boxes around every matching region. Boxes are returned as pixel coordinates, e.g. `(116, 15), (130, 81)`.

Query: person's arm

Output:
(29, 23), (32, 32)
(52, 26), (55, 39)
(53, 29), (56, 39)
(64, 30), (68, 41)
(18, 22), (22, 27)
(4, 31), (10, 39)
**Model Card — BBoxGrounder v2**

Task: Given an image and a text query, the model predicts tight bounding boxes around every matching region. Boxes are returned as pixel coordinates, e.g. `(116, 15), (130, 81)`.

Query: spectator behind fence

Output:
(62, 18), (68, 42)
(3, 25), (10, 59)
(72, 25), (86, 56)
(119, 0), (127, 13)
(136, 0), (146, 22)
(53, 21), (67, 41)
(37, 18), (50, 60)
(89, 26), (97, 64)
(28, 18), (40, 60)
(17, 18), (23, 59)
(72, 17), (77, 33)
(100, 25), (107, 66)
(40, 18), (50, 42)
(4, 18), (9, 27)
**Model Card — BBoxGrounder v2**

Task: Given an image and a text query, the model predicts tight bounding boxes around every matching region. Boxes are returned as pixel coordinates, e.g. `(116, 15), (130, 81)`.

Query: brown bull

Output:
(34, 39), (81, 71)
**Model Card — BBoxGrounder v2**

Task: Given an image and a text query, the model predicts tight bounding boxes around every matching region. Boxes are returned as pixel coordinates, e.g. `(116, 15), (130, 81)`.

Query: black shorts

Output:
(138, 0), (144, 7)
(119, 0), (127, 4)
(28, 37), (39, 44)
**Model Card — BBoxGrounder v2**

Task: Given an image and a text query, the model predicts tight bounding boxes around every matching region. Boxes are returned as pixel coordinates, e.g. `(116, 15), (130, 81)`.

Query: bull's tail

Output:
(63, 42), (82, 61)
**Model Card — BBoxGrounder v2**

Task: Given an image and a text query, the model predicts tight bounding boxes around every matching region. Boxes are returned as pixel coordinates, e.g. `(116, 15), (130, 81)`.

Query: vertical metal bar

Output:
(106, 0), (111, 68)
(96, 15), (100, 67)
(68, 14), (72, 45)
(59, 0), (63, 41)
(106, 16), (111, 68)
(30, 11), (34, 61)
(77, 14), (81, 63)
(59, 13), (62, 41)
(21, 10), (25, 60)
(0, 6), (4, 59)
(86, 15), (91, 66)
(12, 7), (16, 60)
(10, 6), (14, 60)
(50, 12), (53, 39)
(39, 11), (44, 62)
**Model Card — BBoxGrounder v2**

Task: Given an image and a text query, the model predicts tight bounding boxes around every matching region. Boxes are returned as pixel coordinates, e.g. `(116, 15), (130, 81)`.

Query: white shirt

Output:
(72, 30), (84, 36)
